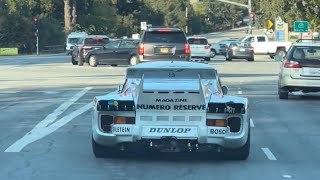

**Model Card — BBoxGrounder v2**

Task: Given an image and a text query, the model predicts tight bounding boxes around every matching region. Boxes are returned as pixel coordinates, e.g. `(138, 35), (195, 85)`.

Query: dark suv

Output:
(70, 35), (110, 66)
(138, 27), (190, 62)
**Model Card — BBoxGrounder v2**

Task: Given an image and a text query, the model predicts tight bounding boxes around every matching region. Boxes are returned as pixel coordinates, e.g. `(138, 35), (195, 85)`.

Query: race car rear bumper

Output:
(92, 122), (249, 151)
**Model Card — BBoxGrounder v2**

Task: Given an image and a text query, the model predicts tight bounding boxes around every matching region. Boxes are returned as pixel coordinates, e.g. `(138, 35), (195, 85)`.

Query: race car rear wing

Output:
(126, 68), (216, 79)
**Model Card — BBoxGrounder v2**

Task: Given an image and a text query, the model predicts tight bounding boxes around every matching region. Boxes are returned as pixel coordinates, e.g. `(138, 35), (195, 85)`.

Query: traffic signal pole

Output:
(248, 0), (252, 34)
(36, 30), (39, 55)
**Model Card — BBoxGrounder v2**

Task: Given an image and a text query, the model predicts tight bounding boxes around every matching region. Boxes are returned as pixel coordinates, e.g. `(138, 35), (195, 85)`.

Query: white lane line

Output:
(4, 87), (92, 152)
(237, 90), (242, 94)
(250, 118), (255, 127)
(282, 175), (292, 179)
(261, 148), (277, 161)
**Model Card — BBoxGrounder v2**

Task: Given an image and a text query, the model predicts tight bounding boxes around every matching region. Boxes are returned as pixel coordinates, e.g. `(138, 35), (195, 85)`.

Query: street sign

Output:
(294, 21), (309, 33)
(140, 21), (147, 30)
(266, 20), (273, 29)
(276, 22), (284, 30)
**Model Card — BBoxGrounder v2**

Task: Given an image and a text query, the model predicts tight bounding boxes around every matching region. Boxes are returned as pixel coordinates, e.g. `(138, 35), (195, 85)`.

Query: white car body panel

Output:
(92, 61), (250, 152)
(187, 37), (212, 60)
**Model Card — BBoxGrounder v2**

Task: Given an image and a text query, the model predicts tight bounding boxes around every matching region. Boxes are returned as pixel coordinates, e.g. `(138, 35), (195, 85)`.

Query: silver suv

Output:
(277, 41), (320, 99)
(138, 27), (190, 63)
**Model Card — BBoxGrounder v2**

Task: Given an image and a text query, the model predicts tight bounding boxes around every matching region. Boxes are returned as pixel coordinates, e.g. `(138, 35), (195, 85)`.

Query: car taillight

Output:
(204, 45), (210, 49)
(101, 115), (113, 133)
(284, 60), (301, 68)
(206, 119), (228, 127)
(82, 46), (93, 50)
(139, 43), (144, 55)
(185, 43), (190, 55)
(248, 47), (254, 51)
(157, 29), (172, 32)
(114, 116), (135, 124)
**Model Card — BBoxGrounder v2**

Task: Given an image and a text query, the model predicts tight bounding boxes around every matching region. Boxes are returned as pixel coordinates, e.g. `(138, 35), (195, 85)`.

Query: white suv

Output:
(187, 37), (212, 61)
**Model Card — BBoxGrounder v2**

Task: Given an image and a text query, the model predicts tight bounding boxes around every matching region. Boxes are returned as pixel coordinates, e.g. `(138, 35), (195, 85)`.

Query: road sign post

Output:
(294, 21), (309, 40)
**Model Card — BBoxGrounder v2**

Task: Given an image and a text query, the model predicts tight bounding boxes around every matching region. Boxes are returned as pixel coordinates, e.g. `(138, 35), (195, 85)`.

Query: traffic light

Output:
(33, 17), (39, 36)
(249, 13), (255, 26)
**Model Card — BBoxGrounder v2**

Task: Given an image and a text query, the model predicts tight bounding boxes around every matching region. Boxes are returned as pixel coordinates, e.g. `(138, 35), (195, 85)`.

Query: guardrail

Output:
(41, 45), (65, 54)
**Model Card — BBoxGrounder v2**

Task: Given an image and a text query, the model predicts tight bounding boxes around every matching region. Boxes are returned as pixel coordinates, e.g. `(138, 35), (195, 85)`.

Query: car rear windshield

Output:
(84, 38), (109, 45)
(68, 38), (81, 44)
(288, 46), (320, 61)
(143, 31), (186, 43)
(188, 38), (208, 45)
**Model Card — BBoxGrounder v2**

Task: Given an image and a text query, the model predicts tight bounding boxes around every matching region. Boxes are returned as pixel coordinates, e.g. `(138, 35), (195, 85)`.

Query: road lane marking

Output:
(5, 102), (92, 152)
(282, 175), (292, 179)
(4, 87), (92, 152)
(261, 148), (277, 160)
(250, 118), (255, 127)
(237, 90), (242, 94)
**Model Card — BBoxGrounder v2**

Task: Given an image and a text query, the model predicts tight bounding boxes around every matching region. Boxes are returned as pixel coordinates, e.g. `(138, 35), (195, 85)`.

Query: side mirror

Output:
(117, 85), (123, 93)
(221, 86), (228, 95)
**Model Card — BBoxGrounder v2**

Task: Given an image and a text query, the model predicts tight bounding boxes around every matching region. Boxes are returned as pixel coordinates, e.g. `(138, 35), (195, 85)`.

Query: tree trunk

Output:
(70, 0), (77, 32)
(64, 0), (71, 35)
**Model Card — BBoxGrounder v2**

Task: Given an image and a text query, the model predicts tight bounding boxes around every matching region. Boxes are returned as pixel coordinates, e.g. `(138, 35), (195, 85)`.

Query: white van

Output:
(66, 32), (88, 54)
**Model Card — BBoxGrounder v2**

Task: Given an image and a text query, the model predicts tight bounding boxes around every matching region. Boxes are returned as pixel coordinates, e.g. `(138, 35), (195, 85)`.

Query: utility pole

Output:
(186, 7), (188, 34)
(248, 0), (252, 34)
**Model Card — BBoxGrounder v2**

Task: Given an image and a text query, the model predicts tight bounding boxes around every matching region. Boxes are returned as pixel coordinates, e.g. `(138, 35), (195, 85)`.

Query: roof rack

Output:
(296, 39), (320, 43)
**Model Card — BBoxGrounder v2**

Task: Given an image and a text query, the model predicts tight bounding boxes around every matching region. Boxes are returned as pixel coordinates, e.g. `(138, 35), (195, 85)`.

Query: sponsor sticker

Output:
(207, 127), (228, 137)
(142, 126), (198, 138)
(112, 125), (131, 135)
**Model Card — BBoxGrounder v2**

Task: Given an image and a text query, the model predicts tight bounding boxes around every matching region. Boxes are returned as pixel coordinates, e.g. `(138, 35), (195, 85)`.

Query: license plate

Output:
(160, 48), (169, 53)
(240, 48), (245, 52)
(142, 126), (198, 138)
(207, 127), (228, 137)
(303, 68), (320, 76)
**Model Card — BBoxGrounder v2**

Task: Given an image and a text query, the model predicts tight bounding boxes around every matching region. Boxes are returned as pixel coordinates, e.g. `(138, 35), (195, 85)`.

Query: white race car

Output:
(92, 61), (250, 160)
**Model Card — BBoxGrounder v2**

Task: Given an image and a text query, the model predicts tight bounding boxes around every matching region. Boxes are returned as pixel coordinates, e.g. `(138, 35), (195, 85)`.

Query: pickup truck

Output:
(239, 35), (292, 59)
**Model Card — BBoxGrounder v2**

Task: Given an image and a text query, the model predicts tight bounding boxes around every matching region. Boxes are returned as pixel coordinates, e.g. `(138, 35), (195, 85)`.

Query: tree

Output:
(64, 0), (71, 35)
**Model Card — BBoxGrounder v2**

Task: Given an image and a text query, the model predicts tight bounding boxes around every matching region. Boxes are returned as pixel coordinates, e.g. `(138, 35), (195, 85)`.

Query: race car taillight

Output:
(138, 43), (144, 55)
(206, 119), (228, 127)
(101, 115), (113, 133)
(185, 43), (190, 55)
(114, 116), (135, 124)
(284, 60), (301, 68)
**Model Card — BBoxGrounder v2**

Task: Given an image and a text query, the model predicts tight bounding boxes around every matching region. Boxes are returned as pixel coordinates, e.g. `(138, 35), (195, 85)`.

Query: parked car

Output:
(226, 42), (254, 61)
(277, 41), (320, 99)
(239, 35), (292, 59)
(138, 26), (190, 62)
(84, 39), (140, 67)
(187, 36), (212, 61)
(70, 35), (110, 66)
(211, 38), (239, 57)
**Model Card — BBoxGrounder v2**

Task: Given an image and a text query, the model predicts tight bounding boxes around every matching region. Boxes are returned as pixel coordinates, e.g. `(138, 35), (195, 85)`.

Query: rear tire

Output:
(211, 49), (216, 58)
(224, 133), (250, 160)
(226, 53), (232, 61)
(276, 48), (286, 57)
(78, 58), (84, 66)
(248, 57), (254, 61)
(88, 55), (98, 67)
(92, 137), (118, 158)
(279, 87), (289, 99)
(71, 56), (78, 65)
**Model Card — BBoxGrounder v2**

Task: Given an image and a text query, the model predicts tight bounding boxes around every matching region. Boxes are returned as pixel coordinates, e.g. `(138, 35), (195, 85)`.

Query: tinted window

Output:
(188, 38), (208, 45)
(84, 38), (109, 45)
(257, 36), (266, 42)
(289, 46), (320, 60)
(120, 40), (139, 48)
(105, 41), (121, 49)
(144, 32), (186, 43)
(68, 38), (80, 44)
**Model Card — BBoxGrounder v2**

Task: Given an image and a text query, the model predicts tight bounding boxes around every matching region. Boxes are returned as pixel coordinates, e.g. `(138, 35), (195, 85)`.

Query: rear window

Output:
(188, 38), (208, 45)
(143, 32), (186, 43)
(68, 38), (80, 44)
(83, 38), (110, 45)
(288, 46), (320, 61)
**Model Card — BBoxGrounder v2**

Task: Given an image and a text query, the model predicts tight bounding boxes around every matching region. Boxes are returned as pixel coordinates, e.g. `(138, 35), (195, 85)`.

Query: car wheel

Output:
(276, 48), (286, 57)
(278, 87), (289, 99)
(211, 49), (216, 58)
(78, 58), (84, 66)
(129, 55), (139, 66)
(92, 136), (118, 158)
(89, 55), (98, 67)
(204, 57), (211, 61)
(71, 56), (78, 65)
(224, 132), (250, 160)
(248, 57), (254, 61)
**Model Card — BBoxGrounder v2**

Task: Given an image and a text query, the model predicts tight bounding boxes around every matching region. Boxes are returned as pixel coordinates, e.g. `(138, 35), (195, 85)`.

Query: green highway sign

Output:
(294, 21), (309, 32)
